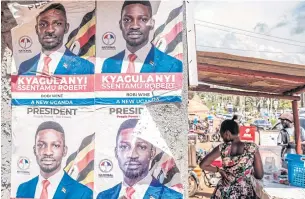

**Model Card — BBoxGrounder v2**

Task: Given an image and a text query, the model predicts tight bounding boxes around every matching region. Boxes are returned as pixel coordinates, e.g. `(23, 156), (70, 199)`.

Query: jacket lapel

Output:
(23, 54), (40, 75)
(113, 183), (122, 198)
(54, 49), (70, 75)
(28, 176), (39, 198)
(141, 46), (157, 73)
(53, 172), (74, 199)
(143, 178), (164, 199)
(114, 50), (125, 73)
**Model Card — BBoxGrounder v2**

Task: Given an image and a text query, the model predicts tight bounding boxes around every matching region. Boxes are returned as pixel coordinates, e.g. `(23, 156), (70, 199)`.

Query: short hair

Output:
(35, 121), (65, 144)
(37, 3), (67, 21)
(116, 119), (139, 145)
(121, 1), (152, 18)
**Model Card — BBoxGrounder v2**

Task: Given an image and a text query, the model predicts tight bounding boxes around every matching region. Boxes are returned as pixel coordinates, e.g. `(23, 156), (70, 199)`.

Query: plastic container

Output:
(193, 165), (202, 177)
(259, 146), (282, 174)
(285, 154), (305, 188)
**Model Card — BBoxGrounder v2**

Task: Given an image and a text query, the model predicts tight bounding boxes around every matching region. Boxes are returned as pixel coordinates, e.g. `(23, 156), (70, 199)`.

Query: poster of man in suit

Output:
(99, 1), (182, 74)
(9, 1), (95, 76)
(94, 106), (183, 199)
(95, 0), (184, 105)
(8, 1), (96, 106)
(10, 106), (95, 199)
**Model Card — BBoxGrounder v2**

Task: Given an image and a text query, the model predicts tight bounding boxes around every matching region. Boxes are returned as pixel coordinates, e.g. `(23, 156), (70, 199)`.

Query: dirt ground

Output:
(189, 141), (221, 199)
(189, 119), (222, 199)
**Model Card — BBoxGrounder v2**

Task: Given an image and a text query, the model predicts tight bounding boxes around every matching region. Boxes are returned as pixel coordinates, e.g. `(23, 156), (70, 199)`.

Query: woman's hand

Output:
(219, 169), (230, 185)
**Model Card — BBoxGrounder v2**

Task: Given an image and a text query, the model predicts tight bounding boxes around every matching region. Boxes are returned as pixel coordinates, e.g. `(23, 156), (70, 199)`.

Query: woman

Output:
(200, 115), (264, 199)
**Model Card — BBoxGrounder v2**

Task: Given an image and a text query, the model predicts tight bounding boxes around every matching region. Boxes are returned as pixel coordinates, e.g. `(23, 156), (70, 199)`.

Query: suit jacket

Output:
(96, 177), (182, 199)
(16, 172), (93, 199)
(102, 46), (182, 73)
(18, 48), (94, 75)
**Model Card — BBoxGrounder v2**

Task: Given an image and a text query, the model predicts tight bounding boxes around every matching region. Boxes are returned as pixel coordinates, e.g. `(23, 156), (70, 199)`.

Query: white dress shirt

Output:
(34, 170), (65, 199)
(121, 44), (152, 73)
(118, 175), (153, 199)
(36, 45), (66, 76)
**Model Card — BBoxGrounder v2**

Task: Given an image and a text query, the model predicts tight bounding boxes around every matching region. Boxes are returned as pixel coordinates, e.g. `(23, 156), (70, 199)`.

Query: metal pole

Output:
(292, 100), (301, 154)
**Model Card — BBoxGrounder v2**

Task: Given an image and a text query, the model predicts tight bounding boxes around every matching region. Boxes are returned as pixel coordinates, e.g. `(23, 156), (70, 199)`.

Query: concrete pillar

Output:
(1, 2), (15, 198)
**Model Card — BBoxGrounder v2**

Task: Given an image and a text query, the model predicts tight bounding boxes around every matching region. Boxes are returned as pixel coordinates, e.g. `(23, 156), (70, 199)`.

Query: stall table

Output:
(252, 177), (305, 199)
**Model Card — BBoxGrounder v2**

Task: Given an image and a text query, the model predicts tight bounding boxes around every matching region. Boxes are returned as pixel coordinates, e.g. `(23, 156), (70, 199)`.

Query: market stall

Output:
(252, 177), (305, 199)
(188, 94), (209, 118)
(193, 51), (305, 154)
(191, 51), (305, 198)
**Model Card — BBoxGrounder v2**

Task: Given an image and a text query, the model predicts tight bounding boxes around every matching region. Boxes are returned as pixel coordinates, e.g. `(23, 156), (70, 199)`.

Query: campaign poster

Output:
(8, 1), (96, 106)
(11, 106), (95, 199)
(94, 106), (184, 199)
(95, 0), (184, 105)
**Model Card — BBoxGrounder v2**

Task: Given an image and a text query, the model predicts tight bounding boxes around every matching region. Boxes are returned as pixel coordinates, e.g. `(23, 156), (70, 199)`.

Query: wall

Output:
(2, 2), (15, 198)
(1, 1), (189, 198)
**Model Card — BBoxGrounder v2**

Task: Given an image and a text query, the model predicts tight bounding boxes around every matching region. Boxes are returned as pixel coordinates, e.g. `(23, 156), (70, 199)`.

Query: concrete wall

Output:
(2, 2), (15, 198)
(1, 1), (189, 198)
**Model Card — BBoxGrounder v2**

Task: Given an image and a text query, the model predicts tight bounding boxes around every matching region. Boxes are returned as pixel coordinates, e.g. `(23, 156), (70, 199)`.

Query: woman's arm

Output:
(253, 148), (264, 179)
(199, 145), (221, 172)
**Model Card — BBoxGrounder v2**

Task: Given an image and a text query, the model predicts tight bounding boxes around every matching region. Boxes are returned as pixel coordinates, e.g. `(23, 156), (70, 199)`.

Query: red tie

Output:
(126, 186), (135, 199)
(126, 54), (137, 73)
(40, 180), (50, 199)
(42, 56), (51, 75)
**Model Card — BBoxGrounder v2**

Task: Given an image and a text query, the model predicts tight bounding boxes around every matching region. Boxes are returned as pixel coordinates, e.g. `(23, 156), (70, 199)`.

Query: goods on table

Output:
(264, 169), (289, 185)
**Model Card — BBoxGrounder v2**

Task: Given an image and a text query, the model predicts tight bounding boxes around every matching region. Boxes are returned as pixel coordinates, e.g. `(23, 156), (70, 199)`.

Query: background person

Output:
(200, 115), (264, 199)
(277, 112), (305, 167)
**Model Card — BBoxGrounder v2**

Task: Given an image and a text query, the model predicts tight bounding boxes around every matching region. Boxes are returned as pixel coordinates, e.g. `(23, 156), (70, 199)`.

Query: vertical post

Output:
(292, 100), (301, 154)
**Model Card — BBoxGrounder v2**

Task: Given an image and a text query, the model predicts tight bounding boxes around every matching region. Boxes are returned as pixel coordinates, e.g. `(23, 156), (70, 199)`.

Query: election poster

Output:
(8, 1), (96, 106)
(95, 0), (184, 105)
(11, 106), (95, 199)
(94, 105), (183, 199)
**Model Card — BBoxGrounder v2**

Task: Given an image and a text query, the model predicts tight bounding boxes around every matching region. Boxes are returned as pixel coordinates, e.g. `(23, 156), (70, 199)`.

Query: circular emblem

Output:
(19, 36), (32, 49)
(17, 157), (30, 170)
(99, 159), (113, 173)
(102, 32), (116, 46)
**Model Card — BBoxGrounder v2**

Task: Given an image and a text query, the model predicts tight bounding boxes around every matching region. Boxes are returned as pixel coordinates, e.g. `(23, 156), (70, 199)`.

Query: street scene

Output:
(188, 92), (305, 199)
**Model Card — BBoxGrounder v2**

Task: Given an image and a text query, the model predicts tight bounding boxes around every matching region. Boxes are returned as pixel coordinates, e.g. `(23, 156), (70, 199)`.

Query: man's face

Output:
(120, 4), (154, 47)
(36, 8), (69, 51)
(115, 128), (155, 179)
(281, 119), (291, 128)
(34, 129), (67, 174)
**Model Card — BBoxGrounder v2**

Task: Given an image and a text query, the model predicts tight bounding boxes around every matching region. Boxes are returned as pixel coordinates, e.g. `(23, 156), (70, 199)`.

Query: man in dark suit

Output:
(18, 3), (94, 76)
(102, 1), (182, 73)
(16, 121), (92, 199)
(96, 119), (182, 199)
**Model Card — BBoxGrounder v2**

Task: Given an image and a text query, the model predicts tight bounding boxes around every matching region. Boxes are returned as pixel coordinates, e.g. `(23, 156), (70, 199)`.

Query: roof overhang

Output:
(191, 51), (305, 101)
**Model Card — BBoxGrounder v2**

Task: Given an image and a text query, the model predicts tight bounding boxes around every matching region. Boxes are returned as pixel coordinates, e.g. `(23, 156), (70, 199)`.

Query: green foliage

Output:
(195, 92), (294, 117)
(270, 118), (278, 126)
(278, 100), (291, 110)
